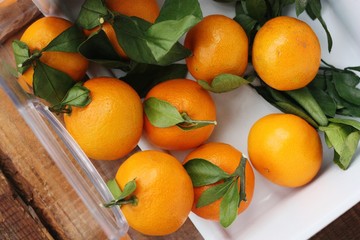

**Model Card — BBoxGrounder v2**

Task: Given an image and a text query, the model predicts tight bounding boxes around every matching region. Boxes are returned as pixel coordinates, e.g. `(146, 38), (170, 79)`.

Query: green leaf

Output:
(275, 101), (319, 128)
(220, 182), (239, 228)
(333, 131), (360, 170)
(333, 72), (360, 106)
(319, 123), (354, 154)
(156, 0), (202, 23)
(344, 66), (360, 72)
(295, 0), (308, 16)
(285, 87), (328, 126)
(144, 97), (184, 127)
(118, 179), (137, 200)
(328, 118), (360, 131)
(196, 179), (233, 208)
(197, 74), (252, 93)
(12, 40), (31, 74)
(107, 179), (122, 199)
(113, 0), (201, 65)
(306, 0), (333, 52)
(234, 155), (247, 204)
(184, 158), (230, 187)
(43, 25), (86, 52)
(246, 0), (267, 21)
(308, 87), (336, 117)
(76, 0), (109, 29)
(78, 28), (130, 69)
(60, 83), (91, 107)
(122, 63), (188, 98)
(233, 14), (258, 38)
(33, 61), (75, 105)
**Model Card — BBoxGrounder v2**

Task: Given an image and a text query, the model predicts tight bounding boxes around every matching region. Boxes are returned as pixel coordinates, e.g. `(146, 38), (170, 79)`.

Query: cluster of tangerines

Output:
(15, 0), (324, 237)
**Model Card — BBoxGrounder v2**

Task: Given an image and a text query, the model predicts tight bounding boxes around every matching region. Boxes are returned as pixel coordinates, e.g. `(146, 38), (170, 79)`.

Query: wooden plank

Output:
(0, 169), (52, 240)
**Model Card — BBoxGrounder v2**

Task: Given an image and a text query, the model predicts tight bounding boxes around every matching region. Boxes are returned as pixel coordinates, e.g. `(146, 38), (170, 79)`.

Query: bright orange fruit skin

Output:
(115, 150), (194, 236)
(64, 77), (143, 161)
(184, 14), (248, 83)
(144, 79), (217, 150)
(183, 142), (255, 221)
(247, 113), (323, 187)
(252, 16), (321, 91)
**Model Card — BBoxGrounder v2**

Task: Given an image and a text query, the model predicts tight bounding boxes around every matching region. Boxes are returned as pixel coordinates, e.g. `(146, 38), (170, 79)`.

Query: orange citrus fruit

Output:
(144, 78), (217, 150)
(85, 0), (160, 58)
(184, 14), (248, 83)
(63, 77), (143, 161)
(252, 16), (321, 91)
(19, 16), (88, 88)
(183, 142), (255, 221)
(115, 150), (194, 236)
(247, 113), (322, 187)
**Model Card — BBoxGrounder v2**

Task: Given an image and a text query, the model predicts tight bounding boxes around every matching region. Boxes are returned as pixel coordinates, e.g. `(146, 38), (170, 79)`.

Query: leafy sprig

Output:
(12, 25), (90, 111)
(252, 63), (360, 170)
(184, 155), (248, 227)
(102, 179), (138, 208)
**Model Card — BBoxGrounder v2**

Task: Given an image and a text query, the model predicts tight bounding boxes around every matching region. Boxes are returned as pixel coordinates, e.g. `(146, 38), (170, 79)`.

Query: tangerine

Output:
(63, 77), (143, 161)
(184, 14), (248, 83)
(183, 142), (255, 222)
(143, 79), (216, 150)
(247, 113), (322, 187)
(252, 16), (321, 91)
(115, 150), (193, 236)
(19, 16), (88, 88)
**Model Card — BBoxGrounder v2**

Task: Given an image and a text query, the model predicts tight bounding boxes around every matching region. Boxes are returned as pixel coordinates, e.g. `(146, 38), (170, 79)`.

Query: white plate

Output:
(139, 0), (360, 239)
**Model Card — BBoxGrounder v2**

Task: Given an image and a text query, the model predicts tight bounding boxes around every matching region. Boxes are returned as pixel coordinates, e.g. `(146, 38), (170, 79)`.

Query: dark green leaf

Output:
(246, 0), (267, 21)
(344, 66), (360, 72)
(12, 40), (31, 74)
(295, 0), (308, 16)
(196, 179), (233, 208)
(33, 61), (75, 105)
(333, 72), (360, 106)
(78, 29), (130, 69)
(144, 97), (184, 127)
(60, 83), (91, 107)
(275, 101), (319, 128)
(107, 179), (122, 199)
(285, 87), (328, 126)
(156, 0), (202, 23)
(197, 74), (252, 93)
(184, 158), (230, 187)
(122, 63), (188, 98)
(233, 14), (258, 37)
(220, 182), (239, 228)
(328, 118), (360, 131)
(43, 25), (86, 52)
(76, 0), (109, 29)
(308, 87), (336, 117)
(333, 131), (360, 170)
(306, 0), (332, 52)
(113, 0), (201, 65)
(234, 155), (247, 203)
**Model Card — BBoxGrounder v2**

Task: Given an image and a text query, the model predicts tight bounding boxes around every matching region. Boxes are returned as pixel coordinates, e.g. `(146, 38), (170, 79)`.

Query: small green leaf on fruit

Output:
(107, 179), (122, 199)
(144, 97), (184, 127)
(220, 182), (239, 228)
(196, 180), (233, 208)
(184, 158), (230, 187)
(198, 74), (252, 93)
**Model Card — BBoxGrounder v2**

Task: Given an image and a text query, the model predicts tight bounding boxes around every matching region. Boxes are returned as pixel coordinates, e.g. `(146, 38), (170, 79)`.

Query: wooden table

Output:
(0, 1), (359, 239)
